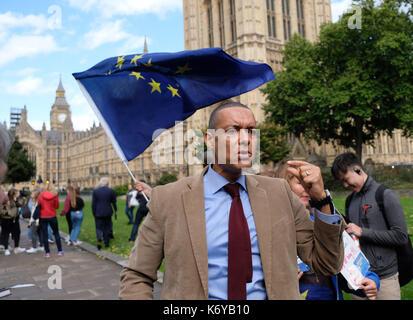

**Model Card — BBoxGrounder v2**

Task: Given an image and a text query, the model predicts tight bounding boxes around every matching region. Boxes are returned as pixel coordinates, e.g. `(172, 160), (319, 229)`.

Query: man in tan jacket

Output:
(119, 101), (344, 300)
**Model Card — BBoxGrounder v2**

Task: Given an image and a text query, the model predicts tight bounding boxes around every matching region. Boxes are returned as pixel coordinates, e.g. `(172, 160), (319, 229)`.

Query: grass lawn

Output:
(57, 199), (137, 259)
(57, 197), (413, 299)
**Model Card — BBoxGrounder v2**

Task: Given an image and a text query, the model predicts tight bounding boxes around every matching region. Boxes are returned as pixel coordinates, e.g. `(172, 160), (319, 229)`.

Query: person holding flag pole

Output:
(74, 48), (345, 300)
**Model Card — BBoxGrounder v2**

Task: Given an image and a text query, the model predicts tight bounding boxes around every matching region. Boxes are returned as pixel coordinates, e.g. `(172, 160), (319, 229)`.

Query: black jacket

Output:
(92, 186), (117, 218)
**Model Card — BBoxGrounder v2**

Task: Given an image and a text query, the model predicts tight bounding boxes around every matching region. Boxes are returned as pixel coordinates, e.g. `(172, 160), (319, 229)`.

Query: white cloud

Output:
(68, 92), (99, 130)
(83, 20), (130, 50)
(0, 11), (49, 34)
(331, 0), (353, 22)
(117, 35), (147, 55)
(69, 0), (182, 18)
(83, 20), (148, 53)
(4, 75), (55, 96)
(0, 34), (63, 67)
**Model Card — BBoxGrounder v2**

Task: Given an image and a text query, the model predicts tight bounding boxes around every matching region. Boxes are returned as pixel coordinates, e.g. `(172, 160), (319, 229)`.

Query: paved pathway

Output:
(0, 218), (161, 300)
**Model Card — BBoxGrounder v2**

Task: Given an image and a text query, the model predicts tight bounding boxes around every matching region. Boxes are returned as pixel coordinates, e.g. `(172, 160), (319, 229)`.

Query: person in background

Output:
(0, 188), (26, 255)
(92, 177), (117, 250)
(128, 181), (149, 243)
(0, 125), (11, 253)
(0, 124), (11, 200)
(60, 185), (74, 244)
(331, 152), (409, 300)
(68, 187), (84, 246)
(34, 184), (63, 257)
(125, 184), (138, 225)
(26, 189), (43, 253)
(272, 160), (379, 300)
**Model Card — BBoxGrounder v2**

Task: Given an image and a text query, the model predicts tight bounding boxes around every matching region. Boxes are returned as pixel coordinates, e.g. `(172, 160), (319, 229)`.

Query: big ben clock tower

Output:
(50, 77), (73, 132)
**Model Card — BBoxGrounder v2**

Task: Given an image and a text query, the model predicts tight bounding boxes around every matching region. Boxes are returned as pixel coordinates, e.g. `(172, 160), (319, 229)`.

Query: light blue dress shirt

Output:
(203, 165), (342, 300)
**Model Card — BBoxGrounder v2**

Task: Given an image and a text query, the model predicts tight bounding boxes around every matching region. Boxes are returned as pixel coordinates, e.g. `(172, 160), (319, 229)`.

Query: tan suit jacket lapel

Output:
(246, 175), (273, 296)
(182, 167), (209, 298)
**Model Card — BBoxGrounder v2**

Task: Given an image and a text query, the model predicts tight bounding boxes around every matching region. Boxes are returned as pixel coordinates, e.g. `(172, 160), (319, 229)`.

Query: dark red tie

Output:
(224, 183), (253, 300)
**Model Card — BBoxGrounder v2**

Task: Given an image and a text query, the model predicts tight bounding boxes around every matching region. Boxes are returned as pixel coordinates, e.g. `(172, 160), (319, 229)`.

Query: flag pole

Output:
(121, 160), (149, 202)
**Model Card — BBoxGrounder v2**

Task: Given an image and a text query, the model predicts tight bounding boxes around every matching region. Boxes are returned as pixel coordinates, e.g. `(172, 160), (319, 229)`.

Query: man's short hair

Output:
(99, 177), (109, 187)
(208, 101), (252, 129)
(0, 125), (11, 162)
(331, 152), (363, 180)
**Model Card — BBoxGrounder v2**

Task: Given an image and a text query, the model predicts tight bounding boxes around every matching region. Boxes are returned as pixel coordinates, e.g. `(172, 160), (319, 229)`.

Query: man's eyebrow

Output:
(225, 125), (256, 130)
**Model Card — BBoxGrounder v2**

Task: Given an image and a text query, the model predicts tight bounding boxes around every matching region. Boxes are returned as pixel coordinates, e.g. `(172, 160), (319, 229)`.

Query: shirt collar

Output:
(204, 165), (247, 195)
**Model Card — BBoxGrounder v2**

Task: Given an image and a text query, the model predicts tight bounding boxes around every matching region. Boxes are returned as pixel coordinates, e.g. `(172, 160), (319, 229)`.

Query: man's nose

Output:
(239, 129), (250, 145)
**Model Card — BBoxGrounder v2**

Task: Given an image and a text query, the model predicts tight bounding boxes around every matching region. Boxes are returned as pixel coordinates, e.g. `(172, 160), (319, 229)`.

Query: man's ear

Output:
(204, 130), (215, 150)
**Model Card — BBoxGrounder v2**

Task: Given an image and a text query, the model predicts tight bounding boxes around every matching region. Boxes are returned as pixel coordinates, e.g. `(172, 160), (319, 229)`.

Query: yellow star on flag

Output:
(301, 290), (309, 300)
(130, 71), (145, 81)
(175, 62), (192, 74)
(167, 84), (181, 98)
(143, 58), (152, 67)
(130, 54), (143, 66)
(115, 56), (125, 69)
(148, 78), (161, 94)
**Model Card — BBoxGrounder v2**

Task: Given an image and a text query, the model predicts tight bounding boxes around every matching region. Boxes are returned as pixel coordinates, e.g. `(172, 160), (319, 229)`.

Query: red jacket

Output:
(38, 191), (59, 218)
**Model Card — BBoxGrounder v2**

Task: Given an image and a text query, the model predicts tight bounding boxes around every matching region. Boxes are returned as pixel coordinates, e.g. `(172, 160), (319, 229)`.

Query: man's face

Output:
(289, 177), (310, 208)
(337, 168), (365, 193)
(206, 106), (257, 170)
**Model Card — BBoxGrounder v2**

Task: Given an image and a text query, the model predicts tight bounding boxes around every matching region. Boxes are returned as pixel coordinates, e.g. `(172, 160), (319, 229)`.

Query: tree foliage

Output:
(258, 122), (291, 165)
(262, 0), (413, 161)
(156, 173), (178, 185)
(5, 135), (36, 183)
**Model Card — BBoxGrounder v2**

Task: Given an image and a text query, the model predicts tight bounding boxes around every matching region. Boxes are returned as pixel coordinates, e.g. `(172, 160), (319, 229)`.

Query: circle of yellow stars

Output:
(105, 54), (192, 99)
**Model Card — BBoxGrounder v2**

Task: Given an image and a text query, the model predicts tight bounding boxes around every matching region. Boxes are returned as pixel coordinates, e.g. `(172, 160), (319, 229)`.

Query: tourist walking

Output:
(125, 184), (138, 225)
(68, 187), (84, 245)
(128, 187), (149, 242)
(34, 184), (63, 257)
(26, 189), (44, 253)
(60, 185), (74, 244)
(0, 188), (26, 255)
(92, 177), (117, 250)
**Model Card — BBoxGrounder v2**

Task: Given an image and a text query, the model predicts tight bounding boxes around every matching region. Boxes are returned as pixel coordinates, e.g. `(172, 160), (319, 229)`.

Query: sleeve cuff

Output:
(314, 208), (342, 225)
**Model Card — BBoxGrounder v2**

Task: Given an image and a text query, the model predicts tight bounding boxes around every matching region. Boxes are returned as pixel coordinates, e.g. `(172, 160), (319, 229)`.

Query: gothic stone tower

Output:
(50, 77), (73, 132)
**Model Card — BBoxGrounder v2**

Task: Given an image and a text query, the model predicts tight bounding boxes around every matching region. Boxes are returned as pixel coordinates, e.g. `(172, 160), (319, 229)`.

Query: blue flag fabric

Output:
(73, 47), (274, 161)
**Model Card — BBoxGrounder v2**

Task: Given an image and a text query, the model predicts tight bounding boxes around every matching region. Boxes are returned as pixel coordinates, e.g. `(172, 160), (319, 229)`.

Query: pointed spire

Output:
(57, 74), (65, 93)
(143, 36), (148, 54)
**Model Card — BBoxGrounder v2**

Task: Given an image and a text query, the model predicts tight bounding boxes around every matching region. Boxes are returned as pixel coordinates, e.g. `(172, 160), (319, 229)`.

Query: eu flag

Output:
(73, 47), (274, 162)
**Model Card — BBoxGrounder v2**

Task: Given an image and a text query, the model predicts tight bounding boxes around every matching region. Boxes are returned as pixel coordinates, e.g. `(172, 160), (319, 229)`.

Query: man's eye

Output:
(226, 128), (238, 135)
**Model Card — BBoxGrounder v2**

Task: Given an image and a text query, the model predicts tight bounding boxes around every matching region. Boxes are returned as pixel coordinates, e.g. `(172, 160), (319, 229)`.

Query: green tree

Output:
(5, 136), (36, 183)
(262, 0), (413, 161)
(156, 173), (178, 185)
(258, 122), (291, 165)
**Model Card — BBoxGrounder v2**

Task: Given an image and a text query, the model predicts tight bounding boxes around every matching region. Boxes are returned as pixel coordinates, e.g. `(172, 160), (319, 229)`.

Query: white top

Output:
(127, 190), (139, 207)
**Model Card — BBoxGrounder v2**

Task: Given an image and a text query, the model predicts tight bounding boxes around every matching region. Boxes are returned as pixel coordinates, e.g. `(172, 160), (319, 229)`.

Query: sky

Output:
(0, 0), (352, 131)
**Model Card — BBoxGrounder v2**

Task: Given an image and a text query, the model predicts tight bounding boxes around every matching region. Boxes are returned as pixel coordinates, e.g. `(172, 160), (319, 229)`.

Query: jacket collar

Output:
(359, 175), (373, 195)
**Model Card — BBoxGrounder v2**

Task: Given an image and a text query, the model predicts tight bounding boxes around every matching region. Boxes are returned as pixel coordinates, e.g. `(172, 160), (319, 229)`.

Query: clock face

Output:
(58, 113), (67, 123)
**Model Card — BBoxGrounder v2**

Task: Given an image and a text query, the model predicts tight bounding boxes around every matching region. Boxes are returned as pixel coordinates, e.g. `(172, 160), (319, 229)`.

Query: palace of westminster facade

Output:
(10, 0), (413, 188)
